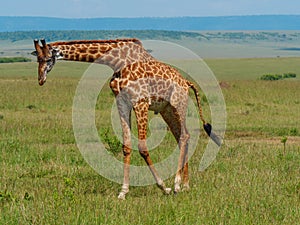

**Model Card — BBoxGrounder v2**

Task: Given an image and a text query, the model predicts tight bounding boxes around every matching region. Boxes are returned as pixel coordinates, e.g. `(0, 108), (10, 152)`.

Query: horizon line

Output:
(1, 14), (300, 19)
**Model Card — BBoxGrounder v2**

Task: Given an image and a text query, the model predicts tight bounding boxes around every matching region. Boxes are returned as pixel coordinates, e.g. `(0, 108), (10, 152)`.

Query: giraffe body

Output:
(109, 57), (193, 198)
(32, 38), (220, 199)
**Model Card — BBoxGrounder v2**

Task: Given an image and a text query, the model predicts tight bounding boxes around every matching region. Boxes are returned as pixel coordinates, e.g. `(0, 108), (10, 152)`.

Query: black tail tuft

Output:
(203, 123), (222, 147)
(203, 123), (212, 136)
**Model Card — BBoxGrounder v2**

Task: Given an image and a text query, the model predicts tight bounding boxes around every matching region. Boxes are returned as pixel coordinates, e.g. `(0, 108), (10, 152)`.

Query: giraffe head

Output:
(31, 39), (59, 86)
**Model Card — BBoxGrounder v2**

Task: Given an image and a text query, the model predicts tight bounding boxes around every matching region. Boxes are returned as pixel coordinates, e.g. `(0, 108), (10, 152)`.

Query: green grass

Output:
(205, 57), (300, 80)
(0, 59), (299, 224)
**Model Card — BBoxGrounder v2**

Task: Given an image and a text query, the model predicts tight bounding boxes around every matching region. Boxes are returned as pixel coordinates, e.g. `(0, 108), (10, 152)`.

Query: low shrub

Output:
(260, 73), (297, 80)
(283, 72), (297, 79)
(0, 57), (31, 63)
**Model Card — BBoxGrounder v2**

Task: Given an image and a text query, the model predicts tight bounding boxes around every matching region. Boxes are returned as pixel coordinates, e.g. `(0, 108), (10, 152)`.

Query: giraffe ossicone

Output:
(32, 38), (222, 199)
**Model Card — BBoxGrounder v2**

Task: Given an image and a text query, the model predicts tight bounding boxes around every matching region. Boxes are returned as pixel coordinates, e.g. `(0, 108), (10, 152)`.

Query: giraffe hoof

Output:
(174, 185), (181, 194)
(164, 188), (172, 195)
(182, 185), (190, 192)
(118, 192), (126, 200)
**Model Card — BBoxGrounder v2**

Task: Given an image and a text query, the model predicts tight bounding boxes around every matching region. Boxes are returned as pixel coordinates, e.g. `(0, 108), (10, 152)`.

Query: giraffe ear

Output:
(53, 48), (64, 60)
(56, 54), (64, 60)
(31, 51), (37, 56)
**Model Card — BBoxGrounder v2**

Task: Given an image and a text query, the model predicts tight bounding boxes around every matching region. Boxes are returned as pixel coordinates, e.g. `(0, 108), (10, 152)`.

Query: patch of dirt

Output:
(219, 81), (231, 89)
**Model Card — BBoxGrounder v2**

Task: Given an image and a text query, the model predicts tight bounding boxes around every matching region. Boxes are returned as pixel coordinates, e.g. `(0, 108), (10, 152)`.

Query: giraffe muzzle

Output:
(38, 71), (47, 86)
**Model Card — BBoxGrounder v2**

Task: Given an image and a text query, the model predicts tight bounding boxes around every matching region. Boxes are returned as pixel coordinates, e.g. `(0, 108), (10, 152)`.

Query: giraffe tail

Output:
(188, 82), (221, 146)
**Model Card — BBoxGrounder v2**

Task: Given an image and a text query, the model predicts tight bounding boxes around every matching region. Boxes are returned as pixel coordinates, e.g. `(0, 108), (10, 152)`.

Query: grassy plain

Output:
(0, 58), (299, 224)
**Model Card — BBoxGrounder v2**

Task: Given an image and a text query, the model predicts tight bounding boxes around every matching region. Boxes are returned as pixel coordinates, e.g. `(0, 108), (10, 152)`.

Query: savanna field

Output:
(0, 56), (299, 224)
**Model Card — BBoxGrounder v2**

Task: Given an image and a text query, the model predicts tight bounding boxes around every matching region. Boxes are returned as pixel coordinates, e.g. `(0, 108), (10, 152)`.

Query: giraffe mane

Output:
(50, 38), (143, 46)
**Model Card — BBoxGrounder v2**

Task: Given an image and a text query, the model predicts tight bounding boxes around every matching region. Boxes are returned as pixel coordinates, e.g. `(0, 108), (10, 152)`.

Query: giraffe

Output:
(32, 38), (221, 199)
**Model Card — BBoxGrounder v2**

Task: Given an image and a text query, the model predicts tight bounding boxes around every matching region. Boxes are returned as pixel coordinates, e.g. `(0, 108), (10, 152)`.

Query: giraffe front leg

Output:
(134, 102), (171, 195)
(116, 97), (132, 200)
(139, 140), (172, 195)
(118, 144), (131, 200)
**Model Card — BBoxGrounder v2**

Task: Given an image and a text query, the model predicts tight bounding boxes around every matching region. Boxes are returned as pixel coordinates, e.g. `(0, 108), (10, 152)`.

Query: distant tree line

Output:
(1, 30), (299, 43)
(0, 30), (201, 42)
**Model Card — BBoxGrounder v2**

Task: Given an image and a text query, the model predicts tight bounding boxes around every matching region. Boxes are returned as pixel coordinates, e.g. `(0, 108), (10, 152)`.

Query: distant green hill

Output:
(2, 30), (300, 43)
(1, 15), (300, 32)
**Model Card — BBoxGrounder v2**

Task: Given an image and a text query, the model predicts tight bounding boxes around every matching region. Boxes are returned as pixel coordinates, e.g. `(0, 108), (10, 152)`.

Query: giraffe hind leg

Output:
(160, 105), (190, 193)
(175, 126), (190, 193)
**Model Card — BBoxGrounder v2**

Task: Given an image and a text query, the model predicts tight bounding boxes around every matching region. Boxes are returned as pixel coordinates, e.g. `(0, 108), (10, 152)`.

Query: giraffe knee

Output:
(185, 132), (190, 141)
(138, 141), (149, 159)
(180, 132), (190, 143)
(139, 151), (149, 160)
(122, 145), (131, 156)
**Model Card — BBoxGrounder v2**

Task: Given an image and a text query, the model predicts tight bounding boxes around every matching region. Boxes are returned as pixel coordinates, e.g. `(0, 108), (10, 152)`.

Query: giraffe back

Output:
(110, 59), (191, 112)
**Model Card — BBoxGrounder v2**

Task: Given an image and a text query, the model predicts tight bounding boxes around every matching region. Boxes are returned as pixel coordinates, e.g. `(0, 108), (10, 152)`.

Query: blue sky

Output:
(1, 0), (300, 18)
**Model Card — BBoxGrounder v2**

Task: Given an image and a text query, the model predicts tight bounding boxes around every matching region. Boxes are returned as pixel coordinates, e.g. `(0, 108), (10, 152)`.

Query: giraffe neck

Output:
(50, 39), (153, 72)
